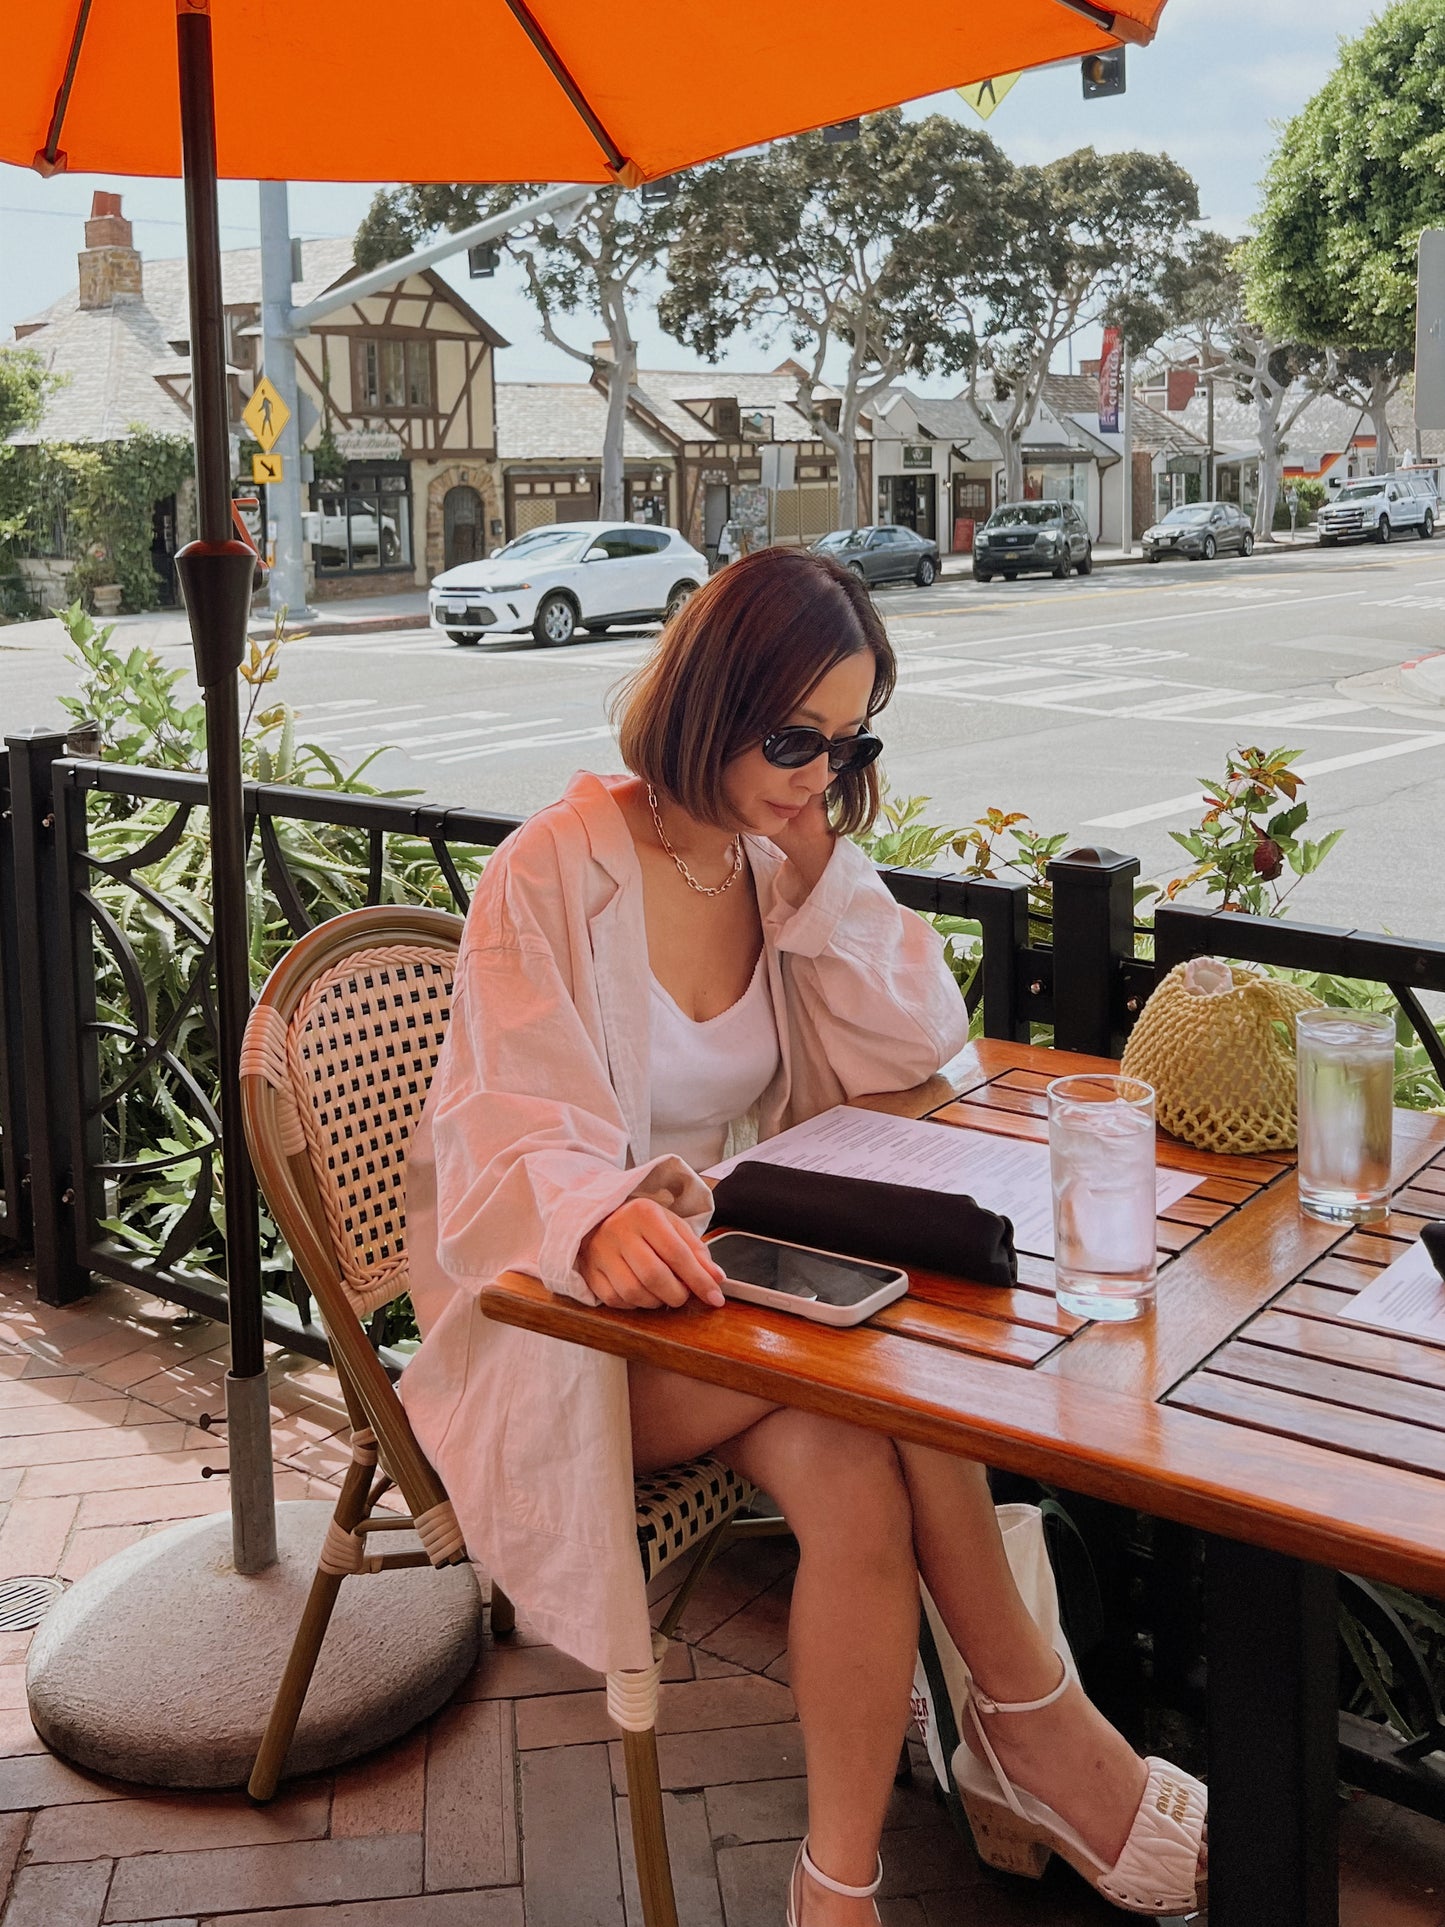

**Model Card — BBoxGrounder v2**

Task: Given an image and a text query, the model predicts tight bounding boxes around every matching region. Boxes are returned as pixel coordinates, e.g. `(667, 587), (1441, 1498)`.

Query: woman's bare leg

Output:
(895, 1440), (1200, 1873)
(630, 1364), (917, 1925)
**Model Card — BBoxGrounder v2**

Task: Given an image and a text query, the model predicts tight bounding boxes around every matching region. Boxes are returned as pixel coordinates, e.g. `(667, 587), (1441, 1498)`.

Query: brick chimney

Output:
(1166, 367), (1199, 414)
(78, 191), (142, 310)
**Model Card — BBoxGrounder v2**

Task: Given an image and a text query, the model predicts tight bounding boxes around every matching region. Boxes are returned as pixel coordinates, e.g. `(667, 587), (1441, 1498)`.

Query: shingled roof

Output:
(495, 382), (671, 461)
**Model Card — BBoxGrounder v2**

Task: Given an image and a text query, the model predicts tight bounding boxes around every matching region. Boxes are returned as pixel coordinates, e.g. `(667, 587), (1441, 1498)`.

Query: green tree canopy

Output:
(357, 184), (676, 521)
(0, 348), (52, 442)
(1160, 232), (1315, 538)
(976, 147), (1199, 502)
(660, 111), (1012, 528)
(1248, 0), (1445, 357)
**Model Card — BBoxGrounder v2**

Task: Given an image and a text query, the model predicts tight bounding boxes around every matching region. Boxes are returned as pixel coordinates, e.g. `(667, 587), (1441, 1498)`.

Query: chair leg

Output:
(656, 1517), (733, 1642)
(621, 1724), (679, 1927)
(490, 1582), (517, 1639)
(249, 1442), (374, 1802)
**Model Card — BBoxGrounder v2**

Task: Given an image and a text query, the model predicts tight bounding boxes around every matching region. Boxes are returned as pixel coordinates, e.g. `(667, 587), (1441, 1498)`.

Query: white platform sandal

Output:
(950, 1655), (1207, 1918)
(786, 1837), (883, 1925)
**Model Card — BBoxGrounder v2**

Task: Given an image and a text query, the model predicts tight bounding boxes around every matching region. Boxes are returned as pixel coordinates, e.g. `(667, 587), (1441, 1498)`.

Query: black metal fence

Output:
(7, 730), (1445, 1356)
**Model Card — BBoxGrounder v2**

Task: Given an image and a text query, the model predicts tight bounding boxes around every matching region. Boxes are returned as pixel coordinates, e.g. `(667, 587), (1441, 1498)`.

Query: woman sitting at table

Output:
(400, 547), (1206, 1925)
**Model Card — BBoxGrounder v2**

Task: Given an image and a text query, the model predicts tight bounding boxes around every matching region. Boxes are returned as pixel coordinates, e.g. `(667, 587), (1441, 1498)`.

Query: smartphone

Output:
(706, 1231), (908, 1328)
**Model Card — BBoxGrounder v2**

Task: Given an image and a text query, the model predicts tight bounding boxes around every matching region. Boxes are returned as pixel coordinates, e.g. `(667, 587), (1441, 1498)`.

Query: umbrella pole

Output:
(174, 0), (277, 1576)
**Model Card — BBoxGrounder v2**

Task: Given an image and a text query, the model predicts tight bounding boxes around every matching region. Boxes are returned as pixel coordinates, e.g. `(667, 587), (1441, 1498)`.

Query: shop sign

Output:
(1098, 326), (1122, 433)
(335, 427), (405, 460)
(902, 443), (933, 469)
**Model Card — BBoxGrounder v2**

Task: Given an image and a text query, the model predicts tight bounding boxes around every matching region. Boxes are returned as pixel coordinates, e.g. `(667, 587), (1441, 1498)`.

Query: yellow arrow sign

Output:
(252, 451), (284, 485)
(242, 376), (290, 454)
(958, 72), (1021, 121)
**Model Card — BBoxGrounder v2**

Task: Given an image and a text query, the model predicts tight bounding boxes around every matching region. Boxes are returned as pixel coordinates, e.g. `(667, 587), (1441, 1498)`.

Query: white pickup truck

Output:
(1316, 475), (1436, 546)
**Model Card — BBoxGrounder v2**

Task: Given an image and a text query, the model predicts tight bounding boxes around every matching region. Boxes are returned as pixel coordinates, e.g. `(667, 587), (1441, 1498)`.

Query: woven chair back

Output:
(242, 906), (464, 1324)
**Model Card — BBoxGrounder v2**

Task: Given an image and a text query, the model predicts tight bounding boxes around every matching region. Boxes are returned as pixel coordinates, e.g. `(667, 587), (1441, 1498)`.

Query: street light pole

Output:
(1120, 336), (1134, 556)
(259, 182), (313, 621)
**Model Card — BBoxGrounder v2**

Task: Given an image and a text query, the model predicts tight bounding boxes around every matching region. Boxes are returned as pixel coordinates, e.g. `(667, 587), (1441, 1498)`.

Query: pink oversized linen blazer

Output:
(399, 771), (971, 1674)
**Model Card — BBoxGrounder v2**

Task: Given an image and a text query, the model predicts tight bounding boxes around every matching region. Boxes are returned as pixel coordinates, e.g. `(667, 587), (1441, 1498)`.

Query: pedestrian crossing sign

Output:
(252, 451), (284, 485)
(242, 376), (289, 453)
(958, 72), (1020, 121)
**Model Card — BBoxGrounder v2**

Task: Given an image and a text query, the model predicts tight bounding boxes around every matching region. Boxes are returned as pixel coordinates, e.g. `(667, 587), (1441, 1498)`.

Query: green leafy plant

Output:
(0, 429), (194, 614)
(953, 807), (1069, 923)
(57, 605), (495, 1349)
(1163, 745), (1343, 915)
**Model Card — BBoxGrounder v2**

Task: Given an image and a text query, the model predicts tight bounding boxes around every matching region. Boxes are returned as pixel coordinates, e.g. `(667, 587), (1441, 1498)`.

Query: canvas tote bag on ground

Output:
(911, 1502), (1071, 1792)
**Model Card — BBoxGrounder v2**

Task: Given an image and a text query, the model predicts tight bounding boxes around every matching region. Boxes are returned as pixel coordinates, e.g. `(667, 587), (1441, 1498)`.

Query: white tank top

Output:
(648, 952), (781, 1170)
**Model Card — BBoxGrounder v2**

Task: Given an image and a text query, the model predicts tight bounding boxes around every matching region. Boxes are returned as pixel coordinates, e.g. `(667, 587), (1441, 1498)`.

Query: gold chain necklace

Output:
(647, 784), (744, 897)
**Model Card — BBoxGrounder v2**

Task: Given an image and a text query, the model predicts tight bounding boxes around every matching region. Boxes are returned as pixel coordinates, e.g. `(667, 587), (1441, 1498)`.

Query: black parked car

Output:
(1142, 501), (1254, 562)
(813, 525), (940, 587)
(973, 500), (1093, 581)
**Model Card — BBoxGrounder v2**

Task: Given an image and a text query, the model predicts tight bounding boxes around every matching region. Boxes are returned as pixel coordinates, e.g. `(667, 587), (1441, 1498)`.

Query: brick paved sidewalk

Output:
(0, 1259), (1440, 1926)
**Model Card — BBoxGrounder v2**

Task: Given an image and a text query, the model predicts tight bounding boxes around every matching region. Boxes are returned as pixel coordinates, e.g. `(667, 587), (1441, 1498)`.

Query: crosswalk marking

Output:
(304, 707), (499, 742)
(375, 717), (562, 752)
(1087, 734), (1445, 829)
(419, 724), (614, 766)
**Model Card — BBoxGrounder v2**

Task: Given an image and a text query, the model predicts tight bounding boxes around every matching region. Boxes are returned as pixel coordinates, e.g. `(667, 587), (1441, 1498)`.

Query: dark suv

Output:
(973, 500), (1093, 581)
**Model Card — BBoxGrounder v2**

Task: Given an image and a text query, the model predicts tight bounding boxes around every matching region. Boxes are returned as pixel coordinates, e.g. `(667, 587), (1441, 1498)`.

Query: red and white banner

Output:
(1098, 325), (1123, 434)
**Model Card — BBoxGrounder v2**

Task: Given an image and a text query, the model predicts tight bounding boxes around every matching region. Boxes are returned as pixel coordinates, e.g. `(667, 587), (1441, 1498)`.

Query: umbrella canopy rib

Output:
(1054, 0), (1154, 44)
(499, 0), (632, 180)
(35, 0), (92, 173)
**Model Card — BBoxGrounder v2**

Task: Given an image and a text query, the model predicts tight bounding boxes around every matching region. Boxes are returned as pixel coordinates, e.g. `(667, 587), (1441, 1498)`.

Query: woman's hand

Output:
(579, 1199), (728, 1311)
(769, 792), (836, 895)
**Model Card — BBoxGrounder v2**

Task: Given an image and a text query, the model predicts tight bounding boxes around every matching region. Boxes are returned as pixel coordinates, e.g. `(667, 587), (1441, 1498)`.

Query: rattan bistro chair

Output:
(239, 905), (755, 1927)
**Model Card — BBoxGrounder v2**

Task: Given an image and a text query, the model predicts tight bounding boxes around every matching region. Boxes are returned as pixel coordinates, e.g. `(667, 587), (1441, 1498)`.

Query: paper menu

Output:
(705, 1105), (1201, 1259)
(1342, 1239), (1445, 1348)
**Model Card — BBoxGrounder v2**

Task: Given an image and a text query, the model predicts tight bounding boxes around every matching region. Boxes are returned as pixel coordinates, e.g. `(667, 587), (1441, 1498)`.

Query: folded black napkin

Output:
(710, 1157), (1018, 1286)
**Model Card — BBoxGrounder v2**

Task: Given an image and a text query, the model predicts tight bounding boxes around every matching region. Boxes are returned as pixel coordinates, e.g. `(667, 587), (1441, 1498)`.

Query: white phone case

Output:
(707, 1232), (908, 1328)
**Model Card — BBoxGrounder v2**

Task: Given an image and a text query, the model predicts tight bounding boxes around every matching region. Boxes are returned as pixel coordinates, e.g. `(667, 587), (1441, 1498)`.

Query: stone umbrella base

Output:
(25, 1501), (484, 1788)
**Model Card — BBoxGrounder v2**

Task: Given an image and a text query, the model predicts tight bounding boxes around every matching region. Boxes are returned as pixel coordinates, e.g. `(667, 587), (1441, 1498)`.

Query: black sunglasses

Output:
(761, 726), (884, 775)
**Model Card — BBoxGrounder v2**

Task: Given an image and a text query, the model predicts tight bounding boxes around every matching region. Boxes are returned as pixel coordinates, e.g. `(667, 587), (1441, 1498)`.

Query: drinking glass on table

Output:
(1047, 1074), (1158, 1322)
(1295, 1007), (1394, 1225)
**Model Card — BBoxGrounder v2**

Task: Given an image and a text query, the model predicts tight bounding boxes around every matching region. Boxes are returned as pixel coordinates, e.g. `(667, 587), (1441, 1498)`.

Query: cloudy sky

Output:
(0, 0), (1380, 383)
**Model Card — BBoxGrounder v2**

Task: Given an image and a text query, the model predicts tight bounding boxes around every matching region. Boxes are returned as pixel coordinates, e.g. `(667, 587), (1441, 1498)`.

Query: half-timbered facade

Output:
(9, 199), (508, 599)
(284, 260), (506, 591)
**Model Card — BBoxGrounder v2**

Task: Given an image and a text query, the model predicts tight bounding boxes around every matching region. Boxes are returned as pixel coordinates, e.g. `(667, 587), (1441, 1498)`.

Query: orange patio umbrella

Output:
(3, 0), (1172, 1577)
(14, 0), (1168, 184)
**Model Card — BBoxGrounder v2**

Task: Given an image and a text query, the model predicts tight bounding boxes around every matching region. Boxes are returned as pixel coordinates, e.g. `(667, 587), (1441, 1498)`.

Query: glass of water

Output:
(1295, 1007), (1394, 1224)
(1047, 1074), (1158, 1322)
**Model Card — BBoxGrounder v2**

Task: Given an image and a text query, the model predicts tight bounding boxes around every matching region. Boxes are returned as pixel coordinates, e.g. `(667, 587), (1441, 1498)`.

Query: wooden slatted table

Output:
(480, 1038), (1445, 1927)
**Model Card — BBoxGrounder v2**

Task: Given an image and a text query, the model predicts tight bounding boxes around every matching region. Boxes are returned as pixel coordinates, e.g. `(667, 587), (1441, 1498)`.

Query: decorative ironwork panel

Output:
(49, 758), (517, 1361)
(0, 750), (26, 1249)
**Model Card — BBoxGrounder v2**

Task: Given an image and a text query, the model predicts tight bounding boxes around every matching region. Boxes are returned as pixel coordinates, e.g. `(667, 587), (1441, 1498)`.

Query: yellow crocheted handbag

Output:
(1120, 958), (1322, 1154)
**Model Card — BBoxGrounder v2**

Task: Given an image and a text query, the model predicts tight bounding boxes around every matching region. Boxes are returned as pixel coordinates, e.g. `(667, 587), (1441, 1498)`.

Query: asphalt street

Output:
(7, 539), (1445, 940)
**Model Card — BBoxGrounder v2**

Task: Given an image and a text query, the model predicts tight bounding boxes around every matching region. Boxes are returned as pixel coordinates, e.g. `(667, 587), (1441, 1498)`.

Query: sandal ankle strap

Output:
(971, 1652), (1070, 1719)
(800, 1838), (883, 1899)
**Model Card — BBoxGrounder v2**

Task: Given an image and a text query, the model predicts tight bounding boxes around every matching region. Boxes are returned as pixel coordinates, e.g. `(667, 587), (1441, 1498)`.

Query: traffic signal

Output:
(467, 242), (500, 278)
(1081, 48), (1126, 97)
(640, 175), (680, 207)
(823, 119), (861, 142)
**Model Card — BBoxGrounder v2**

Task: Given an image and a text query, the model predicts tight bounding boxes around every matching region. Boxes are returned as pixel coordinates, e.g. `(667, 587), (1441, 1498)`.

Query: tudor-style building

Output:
(494, 361), (871, 568)
(9, 193), (508, 601)
(285, 260), (506, 593)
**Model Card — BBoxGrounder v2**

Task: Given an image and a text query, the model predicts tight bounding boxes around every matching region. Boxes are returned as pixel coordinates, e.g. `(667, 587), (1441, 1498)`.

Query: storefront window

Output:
(1022, 462), (1086, 502)
(315, 464), (412, 574)
(878, 474), (936, 538)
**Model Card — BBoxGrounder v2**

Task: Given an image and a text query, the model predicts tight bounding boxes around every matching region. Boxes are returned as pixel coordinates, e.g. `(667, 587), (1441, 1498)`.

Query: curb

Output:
(247, 607), (427, 640)
(1399, 652), (1445, 708)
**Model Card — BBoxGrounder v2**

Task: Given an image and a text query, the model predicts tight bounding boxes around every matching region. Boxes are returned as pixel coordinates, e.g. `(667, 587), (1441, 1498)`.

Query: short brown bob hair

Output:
(614, 546), (896, 836)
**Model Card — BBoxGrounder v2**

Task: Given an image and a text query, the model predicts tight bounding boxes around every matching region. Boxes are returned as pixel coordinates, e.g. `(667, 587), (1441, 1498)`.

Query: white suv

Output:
(1317, 476), (1435, 546)
(429, 522), (708, 646)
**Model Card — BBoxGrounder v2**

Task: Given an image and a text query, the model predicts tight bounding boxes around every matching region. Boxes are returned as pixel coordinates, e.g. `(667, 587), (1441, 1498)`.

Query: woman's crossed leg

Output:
(628, 1363), (1183, 1925)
